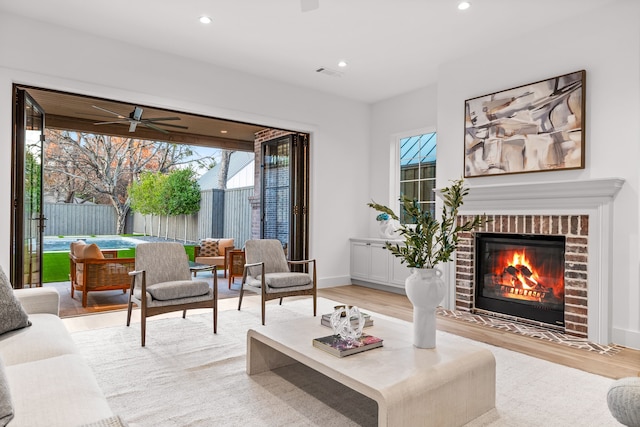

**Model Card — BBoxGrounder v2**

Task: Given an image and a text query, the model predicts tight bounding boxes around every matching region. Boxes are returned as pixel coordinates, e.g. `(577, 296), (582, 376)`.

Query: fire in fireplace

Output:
(474, 233), (565, 327)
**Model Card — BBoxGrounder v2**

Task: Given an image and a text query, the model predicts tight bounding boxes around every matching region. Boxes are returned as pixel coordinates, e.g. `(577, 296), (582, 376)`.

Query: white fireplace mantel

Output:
(453, 177), (625, 212)
(438, 177), (625, 345)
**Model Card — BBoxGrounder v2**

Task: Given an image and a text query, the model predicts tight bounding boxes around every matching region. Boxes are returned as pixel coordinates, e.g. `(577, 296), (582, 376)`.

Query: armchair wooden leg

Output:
(141, 312), (146, 347)
(126, 302), (133, 326)
(82, 291), (88, 308)
(182, 309), (187, 319)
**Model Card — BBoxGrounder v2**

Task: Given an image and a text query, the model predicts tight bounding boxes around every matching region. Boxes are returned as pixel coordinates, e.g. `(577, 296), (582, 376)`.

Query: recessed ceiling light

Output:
(199, 16), (212, 24)
(458, 1), (471, 10)
(220, 130), (228, 134)
(338, 60), (348, 68)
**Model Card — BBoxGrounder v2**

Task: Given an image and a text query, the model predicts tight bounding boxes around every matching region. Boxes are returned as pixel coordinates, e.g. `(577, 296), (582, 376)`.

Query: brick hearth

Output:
(456, 214), (589, 337)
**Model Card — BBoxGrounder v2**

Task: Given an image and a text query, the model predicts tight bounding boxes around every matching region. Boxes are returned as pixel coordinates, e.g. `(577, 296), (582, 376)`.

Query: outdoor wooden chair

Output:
(69, 241), (135, 307)
(238, 239), (316, 325)
(127, 242), (217, 346)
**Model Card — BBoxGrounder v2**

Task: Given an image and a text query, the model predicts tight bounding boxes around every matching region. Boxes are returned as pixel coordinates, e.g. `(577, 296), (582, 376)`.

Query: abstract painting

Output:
(464, 70), (585, 177)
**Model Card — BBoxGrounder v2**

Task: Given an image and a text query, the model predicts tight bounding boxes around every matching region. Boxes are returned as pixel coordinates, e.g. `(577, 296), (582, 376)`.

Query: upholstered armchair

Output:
(238, 239), (316, 325)
(127, 242), (217, 346)
(69, 241), (135, 307)
(193, 238), (235, 277)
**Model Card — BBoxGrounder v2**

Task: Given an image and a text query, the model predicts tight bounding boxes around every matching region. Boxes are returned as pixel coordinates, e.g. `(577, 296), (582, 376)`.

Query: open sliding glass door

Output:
(261, 133), (309, 263)
(11, 88), (46, 288)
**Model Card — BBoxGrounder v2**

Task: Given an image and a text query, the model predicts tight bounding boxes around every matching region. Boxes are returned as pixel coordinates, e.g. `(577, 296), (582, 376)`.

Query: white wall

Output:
(368, 1), (640, 348)
(0, 12), (370, 288)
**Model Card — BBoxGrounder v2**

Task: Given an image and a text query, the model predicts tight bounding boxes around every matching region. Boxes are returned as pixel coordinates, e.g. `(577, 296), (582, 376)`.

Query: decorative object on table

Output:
(329, 305), (365, 343)
(321, 309), (373, 329)
(312, 333), (383, 358)
(464, 70), (585, 178)
(368, 178), (489, 348)
(376, 212), (401, 239)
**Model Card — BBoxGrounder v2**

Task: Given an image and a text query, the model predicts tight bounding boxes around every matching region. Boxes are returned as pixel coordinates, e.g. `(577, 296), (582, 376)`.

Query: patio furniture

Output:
(193, 238), (235, 278)
(238, 239), (316, 325)
(127, 242), (217, 346)
(69, 241), (135, 307)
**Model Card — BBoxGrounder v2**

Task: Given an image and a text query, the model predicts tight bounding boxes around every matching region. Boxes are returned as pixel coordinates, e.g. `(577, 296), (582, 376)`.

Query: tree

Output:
(217, 150), (233, 190)
(164, 169), (201, 242)
(44, 130), (213, 234)
(129, 172), (165, 236)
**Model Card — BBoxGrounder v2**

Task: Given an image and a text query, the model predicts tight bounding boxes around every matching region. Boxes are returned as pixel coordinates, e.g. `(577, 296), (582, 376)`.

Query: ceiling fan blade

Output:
(143, 122), (169, 134)
(129, 121), (138, 132)
(301, 0), (319, 12)
(131, 106), (144, 121)
(143, 121), (189, 130)
(92, 105), (126, 118)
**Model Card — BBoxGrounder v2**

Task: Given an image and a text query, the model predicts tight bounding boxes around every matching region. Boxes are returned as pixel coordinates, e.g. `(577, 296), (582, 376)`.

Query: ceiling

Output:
(1, 0), (617, 104)
(4, 1), (618, 148)
(21, 87), (266, 151)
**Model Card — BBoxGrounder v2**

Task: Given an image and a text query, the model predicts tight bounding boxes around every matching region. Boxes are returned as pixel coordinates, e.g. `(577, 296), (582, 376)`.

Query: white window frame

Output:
(389, 126), (437, 218)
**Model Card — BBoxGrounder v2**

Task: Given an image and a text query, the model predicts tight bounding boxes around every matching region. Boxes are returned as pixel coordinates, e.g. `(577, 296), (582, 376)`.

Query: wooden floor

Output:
(318, 285), (640, 380)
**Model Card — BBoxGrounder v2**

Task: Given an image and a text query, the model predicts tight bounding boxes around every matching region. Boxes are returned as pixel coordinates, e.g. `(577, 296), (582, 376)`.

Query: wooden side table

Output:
(226, 249), (245, 288)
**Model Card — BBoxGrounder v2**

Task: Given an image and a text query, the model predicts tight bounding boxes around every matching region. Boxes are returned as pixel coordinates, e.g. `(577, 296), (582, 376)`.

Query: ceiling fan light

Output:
(199, 16), (212, 24)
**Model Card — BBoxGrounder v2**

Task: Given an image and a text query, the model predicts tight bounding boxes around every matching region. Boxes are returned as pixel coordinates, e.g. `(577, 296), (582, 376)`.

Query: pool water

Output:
(43, 236), (145, 252)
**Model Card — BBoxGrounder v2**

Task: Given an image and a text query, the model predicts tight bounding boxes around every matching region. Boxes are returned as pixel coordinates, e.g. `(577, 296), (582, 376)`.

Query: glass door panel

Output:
(12, 88), (46, 288)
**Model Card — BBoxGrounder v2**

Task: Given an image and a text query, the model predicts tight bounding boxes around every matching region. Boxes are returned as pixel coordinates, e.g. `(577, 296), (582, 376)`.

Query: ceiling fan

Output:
(92, 105), (188, 134)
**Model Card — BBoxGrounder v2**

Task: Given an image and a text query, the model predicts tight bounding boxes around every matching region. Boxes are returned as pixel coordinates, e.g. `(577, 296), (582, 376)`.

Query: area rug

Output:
(70, 298), (620, 426)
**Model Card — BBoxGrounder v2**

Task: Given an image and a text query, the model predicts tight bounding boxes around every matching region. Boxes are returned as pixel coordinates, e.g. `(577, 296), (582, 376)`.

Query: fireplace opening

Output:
(474, 233), (565, 327)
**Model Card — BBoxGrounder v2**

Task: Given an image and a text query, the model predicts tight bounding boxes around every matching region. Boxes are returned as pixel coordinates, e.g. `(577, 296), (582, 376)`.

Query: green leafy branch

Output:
(368, 178), (489, 268)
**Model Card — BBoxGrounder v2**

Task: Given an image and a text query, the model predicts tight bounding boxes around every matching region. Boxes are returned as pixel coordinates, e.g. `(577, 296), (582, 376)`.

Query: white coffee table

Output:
(247, 311), (495, 427)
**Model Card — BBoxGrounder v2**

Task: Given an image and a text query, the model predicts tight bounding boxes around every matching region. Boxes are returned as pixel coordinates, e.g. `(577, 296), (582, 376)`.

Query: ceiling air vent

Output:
(315, 67), (343, 77)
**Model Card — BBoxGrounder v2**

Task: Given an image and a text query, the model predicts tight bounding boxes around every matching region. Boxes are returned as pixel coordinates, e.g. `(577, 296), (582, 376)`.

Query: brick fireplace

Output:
(440, 178), (624, 345)
(456, 213), (588, 337)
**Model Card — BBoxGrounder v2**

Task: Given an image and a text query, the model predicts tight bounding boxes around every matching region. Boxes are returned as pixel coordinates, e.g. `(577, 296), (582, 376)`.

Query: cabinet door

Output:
(390, 255), (411, 286)
(369, 243), (389, 282)
(350, 242), (371, 279)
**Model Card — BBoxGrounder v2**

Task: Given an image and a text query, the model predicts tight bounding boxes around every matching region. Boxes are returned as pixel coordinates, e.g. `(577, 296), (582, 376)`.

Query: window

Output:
(399, 132), (436, 223)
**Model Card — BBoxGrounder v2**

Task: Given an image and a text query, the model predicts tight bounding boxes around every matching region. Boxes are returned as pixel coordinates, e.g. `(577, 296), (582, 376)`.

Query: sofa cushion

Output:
(0, 359), (14, 427)
(80, 415), (130, 427)
(0, 268), (31, 336)
(0, 313), (77, 366)
(83, 243), (105, 259)
(145, 280), (210, 301)
(199, 239), (219, 257)
(5, 354), (114, 426)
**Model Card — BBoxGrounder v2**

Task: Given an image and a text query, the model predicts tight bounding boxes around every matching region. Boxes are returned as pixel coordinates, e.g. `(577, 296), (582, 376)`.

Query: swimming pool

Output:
(43, 236), (147, 252)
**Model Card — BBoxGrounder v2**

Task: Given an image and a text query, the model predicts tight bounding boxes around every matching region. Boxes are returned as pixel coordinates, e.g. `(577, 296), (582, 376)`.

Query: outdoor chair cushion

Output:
(198, 239), (219, 257)
(141, 280), (210, 301)
(83, 244), (105, 259)
(0, 268), (31, 336)
(70, 240), (87, 258)
(251, 272), (312, 289)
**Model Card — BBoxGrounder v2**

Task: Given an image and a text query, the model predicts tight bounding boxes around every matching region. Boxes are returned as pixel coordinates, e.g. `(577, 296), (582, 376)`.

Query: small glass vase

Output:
(329, 305), (365, 347)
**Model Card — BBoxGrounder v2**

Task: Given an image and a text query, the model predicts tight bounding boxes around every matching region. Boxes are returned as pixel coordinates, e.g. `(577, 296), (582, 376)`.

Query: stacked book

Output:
(312, 334), (383, 357)
(320, 311), (373, 329)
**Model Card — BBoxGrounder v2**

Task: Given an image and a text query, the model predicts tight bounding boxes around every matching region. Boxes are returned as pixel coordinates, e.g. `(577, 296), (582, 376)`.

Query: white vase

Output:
(404, 267), (446, 348)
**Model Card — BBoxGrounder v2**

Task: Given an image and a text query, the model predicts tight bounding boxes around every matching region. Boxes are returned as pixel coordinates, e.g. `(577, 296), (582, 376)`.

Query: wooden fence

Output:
(44, 187), (254, 247)
(44, 203), (117, 236)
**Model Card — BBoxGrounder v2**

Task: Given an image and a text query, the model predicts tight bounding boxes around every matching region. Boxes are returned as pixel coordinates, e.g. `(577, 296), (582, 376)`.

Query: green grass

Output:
(42, 243), (196, 283)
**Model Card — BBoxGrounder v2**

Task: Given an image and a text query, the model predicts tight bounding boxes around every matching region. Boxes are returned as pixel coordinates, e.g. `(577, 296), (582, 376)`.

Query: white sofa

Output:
(0, 287), (123, 427)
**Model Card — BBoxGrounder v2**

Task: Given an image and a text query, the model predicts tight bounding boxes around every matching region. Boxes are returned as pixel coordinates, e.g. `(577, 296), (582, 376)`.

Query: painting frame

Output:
(464, 70), (586, 178)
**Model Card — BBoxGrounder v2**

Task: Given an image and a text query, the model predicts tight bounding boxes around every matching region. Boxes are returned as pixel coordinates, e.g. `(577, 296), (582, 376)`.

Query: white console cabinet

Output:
(350, 238), (411, 291)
